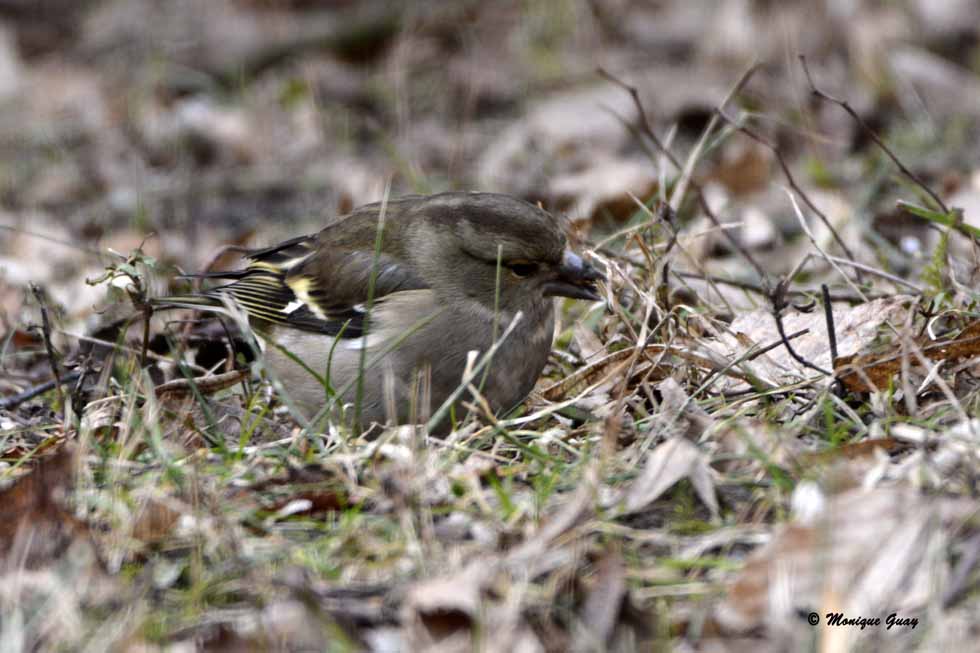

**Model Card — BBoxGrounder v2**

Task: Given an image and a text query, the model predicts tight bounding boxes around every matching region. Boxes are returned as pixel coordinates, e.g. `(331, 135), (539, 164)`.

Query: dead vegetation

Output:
(3, 1), (980, 651)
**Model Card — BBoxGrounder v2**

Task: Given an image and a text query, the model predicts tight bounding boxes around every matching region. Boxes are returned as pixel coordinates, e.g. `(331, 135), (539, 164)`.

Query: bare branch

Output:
(598, 66), (770, 287)
(799, 54), (948, 213)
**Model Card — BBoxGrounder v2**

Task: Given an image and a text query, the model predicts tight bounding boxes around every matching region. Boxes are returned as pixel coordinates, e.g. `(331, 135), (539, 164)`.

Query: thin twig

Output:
(694, 327), (810, 395)
(669, 63), (763, 211)
(821, 284), (838, 364)
(0, 223), (103, 257)
(825, 255), (923, 293)
(799, 55), (949, 214)
(140, 304), (152, 368)
(784, 189), (868, 301)
(655, 202), (677, 313)
(69, 359), (93, 420)
(672, 271), (883, 303)
(771, 280), (832, 377)
(55, 330), (209, 373)
(598, 66), (770, 286)
(623, 193), (737, 315)
(29, 283), (64, 409)
(714, 107), (863, 281)
(0, 370), (82, 411)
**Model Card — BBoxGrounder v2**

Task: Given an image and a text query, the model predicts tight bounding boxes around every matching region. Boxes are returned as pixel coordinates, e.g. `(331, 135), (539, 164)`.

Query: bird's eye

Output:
(508, 261), (539, 278)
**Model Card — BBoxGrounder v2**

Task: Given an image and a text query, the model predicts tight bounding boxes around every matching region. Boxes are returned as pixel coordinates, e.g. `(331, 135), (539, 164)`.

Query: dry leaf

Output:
(572, 322), (606, 362)
(719, 297), (911, 389)
(130, 494), (183, 544)
(549, 156), (658, 224)
(0, 445), (88, 567)
(715, 485), (973, 639)
(574, 551), (628, 653)
(617, 437), (719, 519)
(404, 561), (491, 647)
(403, 560), (544, 653)
(836, 320), (980, 392)
(714, 420), (803, 474)
(650, 376), (714, 440)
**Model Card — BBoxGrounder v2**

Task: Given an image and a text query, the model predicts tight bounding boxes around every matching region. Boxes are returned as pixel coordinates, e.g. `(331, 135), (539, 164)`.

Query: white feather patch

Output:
(287, 276), (327, 319)
(283, 299), (305, 314)
(279, 253), (314, 270)
(343, 333), (386, 350)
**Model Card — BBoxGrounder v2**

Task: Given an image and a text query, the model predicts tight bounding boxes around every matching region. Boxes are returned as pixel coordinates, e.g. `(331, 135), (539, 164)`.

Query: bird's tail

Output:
(149, 292), (232, 315)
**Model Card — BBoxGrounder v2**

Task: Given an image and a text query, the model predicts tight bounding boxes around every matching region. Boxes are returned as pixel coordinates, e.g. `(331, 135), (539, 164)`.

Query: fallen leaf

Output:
(0, 444), (88, 568)
(714, 485), (973, 639)
(719, 296), (912, 389)
(835, 319), (980, 392)
(549, 156), (658, 225)
(617, 437), (719, 519)
(574, 551), (628, 653)
(403, 561), (494, 651)
(130, 494), (183, 545)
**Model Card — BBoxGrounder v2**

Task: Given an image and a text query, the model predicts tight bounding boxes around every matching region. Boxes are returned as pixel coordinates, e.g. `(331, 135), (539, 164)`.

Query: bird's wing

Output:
(189, 234), (428, 338)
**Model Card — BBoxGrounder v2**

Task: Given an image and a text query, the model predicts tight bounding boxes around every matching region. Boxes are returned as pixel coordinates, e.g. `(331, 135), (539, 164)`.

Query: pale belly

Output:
(262, 300), (555, 434)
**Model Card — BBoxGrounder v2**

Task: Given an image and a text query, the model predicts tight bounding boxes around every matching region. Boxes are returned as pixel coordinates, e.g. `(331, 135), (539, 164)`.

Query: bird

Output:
(157, 191), (602, 434)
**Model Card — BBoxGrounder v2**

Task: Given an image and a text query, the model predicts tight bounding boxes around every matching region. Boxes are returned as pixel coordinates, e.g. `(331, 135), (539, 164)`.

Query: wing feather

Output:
(185, 237), (427, 339)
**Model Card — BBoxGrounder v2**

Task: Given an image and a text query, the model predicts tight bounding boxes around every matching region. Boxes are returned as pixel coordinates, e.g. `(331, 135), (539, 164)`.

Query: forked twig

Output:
(784, 189), (867, 300)
(799, 55), (948, 214)
(771, 279), (832, 377)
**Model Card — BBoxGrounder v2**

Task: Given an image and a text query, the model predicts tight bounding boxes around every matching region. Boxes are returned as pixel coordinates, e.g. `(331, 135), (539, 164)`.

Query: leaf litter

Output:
(2, 1), (980, 651)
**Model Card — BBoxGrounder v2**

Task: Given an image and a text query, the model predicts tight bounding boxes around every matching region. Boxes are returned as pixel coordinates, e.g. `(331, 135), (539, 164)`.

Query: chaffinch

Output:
(161, 192), (602, 433)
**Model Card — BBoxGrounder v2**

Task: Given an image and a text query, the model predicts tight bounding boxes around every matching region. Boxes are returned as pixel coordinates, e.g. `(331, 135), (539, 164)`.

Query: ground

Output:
(2, 1), (980, 651)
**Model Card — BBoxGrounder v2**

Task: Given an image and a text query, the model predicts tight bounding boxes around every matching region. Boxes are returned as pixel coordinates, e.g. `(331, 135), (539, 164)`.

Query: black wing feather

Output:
(164, 233), (425, 339)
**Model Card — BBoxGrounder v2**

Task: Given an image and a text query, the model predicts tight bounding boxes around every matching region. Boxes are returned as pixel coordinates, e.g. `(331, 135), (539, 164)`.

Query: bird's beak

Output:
(544, 250), (602, 301)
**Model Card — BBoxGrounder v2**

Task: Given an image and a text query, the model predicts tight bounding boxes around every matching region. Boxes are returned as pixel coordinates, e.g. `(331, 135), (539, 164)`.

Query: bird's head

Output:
(406, 192), (603, 314)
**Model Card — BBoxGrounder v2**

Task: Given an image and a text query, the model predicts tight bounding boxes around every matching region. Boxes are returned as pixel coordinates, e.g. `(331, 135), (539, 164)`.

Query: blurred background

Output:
(4, 3), (980, 650)
(1, 0), (979, 350)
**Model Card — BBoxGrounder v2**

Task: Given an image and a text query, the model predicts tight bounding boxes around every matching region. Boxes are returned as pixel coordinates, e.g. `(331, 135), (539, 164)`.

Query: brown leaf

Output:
(836, 319), (980, 392)
(540, 344), (708, 402)
(268, 489), (346, 516)
(130, 495), (183, 544)
(549, 157), (658, 225)
(0, 445), (91, 568)
(799, 437), (904, 465)
(155, 369), (249, 401)
(711, 140), (772, 196)
(248, 464), (352, 519)
(10, 328), (42, 349)
(0, 442), (110, 650)
(403, 561), (495, 650)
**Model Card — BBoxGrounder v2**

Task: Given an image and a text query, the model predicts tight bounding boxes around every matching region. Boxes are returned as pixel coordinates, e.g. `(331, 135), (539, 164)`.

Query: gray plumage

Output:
(159, 192), (602, 434)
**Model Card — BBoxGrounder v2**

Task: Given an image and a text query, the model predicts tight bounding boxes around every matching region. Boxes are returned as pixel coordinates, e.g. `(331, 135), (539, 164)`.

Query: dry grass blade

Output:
(154, 368), (249, 400)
